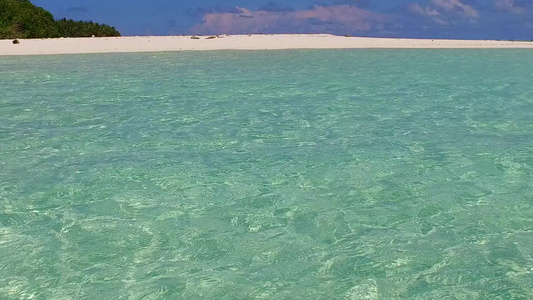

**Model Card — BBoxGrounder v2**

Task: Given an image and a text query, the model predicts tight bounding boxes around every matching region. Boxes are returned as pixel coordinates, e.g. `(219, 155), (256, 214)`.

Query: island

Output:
(0, 0), (120, 39)
(1, 0), (532, 56)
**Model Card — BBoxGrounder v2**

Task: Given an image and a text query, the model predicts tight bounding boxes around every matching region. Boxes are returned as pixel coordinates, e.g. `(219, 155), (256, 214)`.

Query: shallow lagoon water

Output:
(0, 50), (532, 299)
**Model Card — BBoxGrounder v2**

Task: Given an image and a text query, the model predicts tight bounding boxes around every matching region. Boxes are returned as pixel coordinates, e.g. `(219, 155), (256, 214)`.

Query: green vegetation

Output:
(55, 18), (121, 38)
(0, 0), (120, 39)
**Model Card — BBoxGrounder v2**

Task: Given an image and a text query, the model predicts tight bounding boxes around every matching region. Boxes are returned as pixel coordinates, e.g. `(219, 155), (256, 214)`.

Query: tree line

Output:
(0, 0), (120, 39)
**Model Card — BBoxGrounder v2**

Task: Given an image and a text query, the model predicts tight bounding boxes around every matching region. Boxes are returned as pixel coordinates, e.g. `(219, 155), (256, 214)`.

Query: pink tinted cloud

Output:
(190, 5), (388, 35)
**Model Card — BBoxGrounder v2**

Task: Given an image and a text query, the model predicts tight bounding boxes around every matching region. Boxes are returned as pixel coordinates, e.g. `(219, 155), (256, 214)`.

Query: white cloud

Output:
(431, 0), (479, 18)
(409, 0), (479, 26)
(494, 0), (525, 14)
(408, 3), (448, 25)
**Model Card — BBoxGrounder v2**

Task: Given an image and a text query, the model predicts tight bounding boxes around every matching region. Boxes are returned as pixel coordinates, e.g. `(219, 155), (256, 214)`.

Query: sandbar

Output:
(1, 34), (532, 56)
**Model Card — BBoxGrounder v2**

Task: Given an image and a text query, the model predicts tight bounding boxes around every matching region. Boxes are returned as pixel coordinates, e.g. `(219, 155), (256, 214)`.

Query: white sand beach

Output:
(1, 34), (533, 56)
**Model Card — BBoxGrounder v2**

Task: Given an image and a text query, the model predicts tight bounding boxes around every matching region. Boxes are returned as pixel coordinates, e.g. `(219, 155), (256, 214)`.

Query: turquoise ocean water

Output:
(1, 50), (532, 299)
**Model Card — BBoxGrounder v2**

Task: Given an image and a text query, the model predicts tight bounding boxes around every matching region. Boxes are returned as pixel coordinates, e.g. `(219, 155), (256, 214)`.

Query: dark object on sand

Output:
(191, 36), (200, 39)
(206, 36), (216, 39)
(12, 39), (20, 44)
(344, 35), (352, 37)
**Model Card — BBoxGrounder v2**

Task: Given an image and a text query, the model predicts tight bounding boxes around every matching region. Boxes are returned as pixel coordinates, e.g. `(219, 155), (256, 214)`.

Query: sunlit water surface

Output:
(1, 50), (532, 299)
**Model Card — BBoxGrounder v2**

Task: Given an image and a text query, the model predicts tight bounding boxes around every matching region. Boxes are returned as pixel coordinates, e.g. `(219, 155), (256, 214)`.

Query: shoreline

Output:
(1, 34), (533, 56)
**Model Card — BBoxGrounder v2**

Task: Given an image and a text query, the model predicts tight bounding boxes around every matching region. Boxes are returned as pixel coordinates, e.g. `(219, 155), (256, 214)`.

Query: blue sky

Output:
(32, 0), (532, 40)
